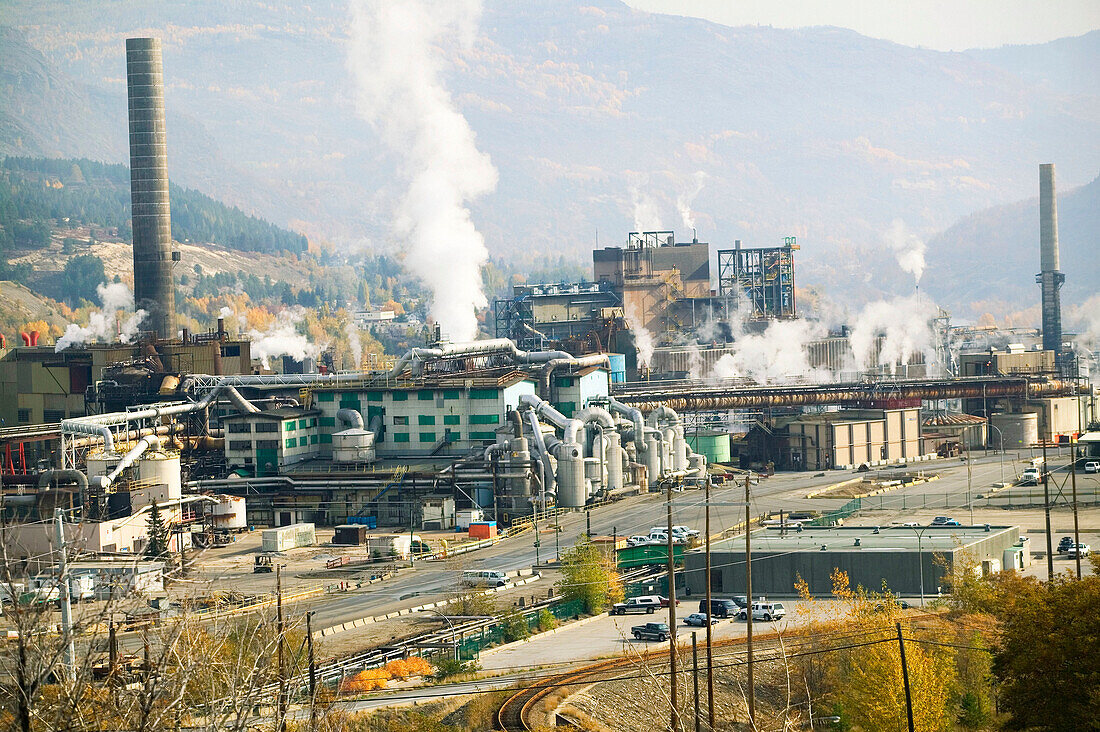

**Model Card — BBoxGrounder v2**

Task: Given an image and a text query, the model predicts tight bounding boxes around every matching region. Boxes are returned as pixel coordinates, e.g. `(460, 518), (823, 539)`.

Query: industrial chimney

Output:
(126, 37), (176, 340)
(1037, 163), (1064, 368)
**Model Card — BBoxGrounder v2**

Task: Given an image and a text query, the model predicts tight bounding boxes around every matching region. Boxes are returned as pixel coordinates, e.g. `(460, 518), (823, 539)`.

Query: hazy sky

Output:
(624, 0), (1100, 51)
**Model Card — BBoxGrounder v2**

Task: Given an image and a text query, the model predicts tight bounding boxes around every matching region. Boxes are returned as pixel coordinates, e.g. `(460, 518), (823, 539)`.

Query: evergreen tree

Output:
(145, 501), (169, 559)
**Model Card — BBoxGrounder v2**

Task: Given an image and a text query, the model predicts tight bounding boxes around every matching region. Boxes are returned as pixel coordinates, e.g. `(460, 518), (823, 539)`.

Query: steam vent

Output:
(126, 37), (176, 339)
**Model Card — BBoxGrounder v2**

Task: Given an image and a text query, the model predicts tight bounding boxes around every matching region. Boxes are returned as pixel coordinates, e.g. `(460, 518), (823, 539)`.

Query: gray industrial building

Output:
(684, 524), (1024, 598)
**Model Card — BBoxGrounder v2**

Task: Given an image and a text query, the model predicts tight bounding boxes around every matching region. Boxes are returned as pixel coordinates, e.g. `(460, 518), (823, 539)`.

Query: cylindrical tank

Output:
(605, 431), (623, 493)
(86, 452), (123, 482)
(663, 428), (675, 472)
(991, 412), (1038, 449)
(688, 453), (706, 475)
(687, 430), (732, 464)
(507, 436), (532, 496)
(672, 428), (688, 472)
(138, 451), (182, 501)
(608, 353), (627, 384)
(332, 429), (376, 463)
(555, 443), (585, 507)
(584, 457), (602, 498)
(212, 494), (247, 530)
(645, 433), (661, 486)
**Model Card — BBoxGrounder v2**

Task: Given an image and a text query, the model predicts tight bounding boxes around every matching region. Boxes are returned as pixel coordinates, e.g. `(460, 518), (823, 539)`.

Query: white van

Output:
(461, 570), (508, 588)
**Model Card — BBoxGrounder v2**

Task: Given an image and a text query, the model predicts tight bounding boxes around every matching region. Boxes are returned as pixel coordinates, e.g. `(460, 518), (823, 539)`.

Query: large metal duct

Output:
(126, 37), (176, 339)
(1038, 163), (1064, 365)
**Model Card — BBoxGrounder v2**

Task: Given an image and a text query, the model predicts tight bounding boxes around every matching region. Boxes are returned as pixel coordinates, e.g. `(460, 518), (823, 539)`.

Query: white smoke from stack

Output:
(709, 319), (830, 384)
(676, 171), (708, 232)
(348, 0), (497, 343)
(345, 319), (363, 369)
(1065, 294), (1100, 381)
(628, 176), (663, 233)
(249, 308), (324, 369)
(885, 219), (927, 286)
(55, 283), (147, 351)
(847, 294), (937, 375)
(624, 303), (655, 371)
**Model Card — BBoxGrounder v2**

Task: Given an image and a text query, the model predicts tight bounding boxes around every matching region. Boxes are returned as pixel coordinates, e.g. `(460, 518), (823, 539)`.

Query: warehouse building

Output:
(684, 524), (1024, 598)
(785, 407), (922, 470)
(222, 407), (322, 475)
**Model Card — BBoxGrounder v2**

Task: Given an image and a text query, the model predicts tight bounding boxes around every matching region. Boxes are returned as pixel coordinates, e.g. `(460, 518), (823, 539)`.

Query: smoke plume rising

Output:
(885, 219), (927, 286)
(624, 303), (655, 370)
(249, 308), (324, 369)
(348, 0), (497, 342)
(708, 319), (830, 384)
(847, 294), (937, 374)
(676, 171), (707, 232)
(628, 175), (663, 233)
(55, 283), (147, 351)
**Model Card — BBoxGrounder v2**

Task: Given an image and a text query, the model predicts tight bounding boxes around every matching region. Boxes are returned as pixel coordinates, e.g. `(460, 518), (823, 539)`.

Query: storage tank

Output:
(644, 433), (661, 486)
(686, 430), (732, 464)
(608, 353), (627, 384)
(584, 457), (602, 498)
(556, 443), (585, 507)
(991, 412), (1038, 449)
(605, 431), (623, 493)
(137, 451), (182, 502)
(211, 495), (246, 531)
(672, 428), (688, 472)
(332, 429), (376, 463)
(507, 436), (532, 496)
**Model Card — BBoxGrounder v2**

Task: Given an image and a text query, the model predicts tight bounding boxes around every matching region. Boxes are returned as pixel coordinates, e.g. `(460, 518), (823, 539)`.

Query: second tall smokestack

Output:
(1037, 163), (1064, 367)
(126, 37), (176, 340)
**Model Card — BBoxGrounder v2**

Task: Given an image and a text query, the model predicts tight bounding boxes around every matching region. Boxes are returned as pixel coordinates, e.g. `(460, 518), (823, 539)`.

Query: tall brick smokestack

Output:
(1037, 163), (1064, 367)
(126, 37), (176, 340)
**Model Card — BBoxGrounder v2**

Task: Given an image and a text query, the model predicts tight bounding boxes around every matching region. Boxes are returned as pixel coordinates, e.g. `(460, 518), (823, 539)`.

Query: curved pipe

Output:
(337, 408), (365, 430)
(540, 353), (611, 395)
(646, 405), (682, 428)
(520, 394), (583, 446)
(368, 413), (384, 440)
(525, 408), (556, 496)
(609, 398), (648, 453)
(386, 339), (576, 380)
(37, 470), (88, 492)
(506, 409), (523, 439)
(91, 435), (162, 492)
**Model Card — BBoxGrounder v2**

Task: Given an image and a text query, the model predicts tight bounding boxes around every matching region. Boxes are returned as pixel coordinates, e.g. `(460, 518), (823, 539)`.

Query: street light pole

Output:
(988, 423), (1005, 487)
(909, 527), (927, 606)
(421, 608), (459, 661)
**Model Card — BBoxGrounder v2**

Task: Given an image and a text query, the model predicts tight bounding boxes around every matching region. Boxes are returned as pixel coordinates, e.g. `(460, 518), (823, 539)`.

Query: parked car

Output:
(1058, 536), (1076, 553)
(632, 622), (673, 641)
(698, 598), (740, 618)
(626, 536), (650, 547)
(611, 596), (662, 615)
(671, 525), (701, 539)
(1021, 468), (1042, 485)
(737, 602), (787, 622)
(1067, 544), (1091, 558)
(930, 516), (955, 526)
(1085, 461), (1100, 474)
(684, 613), (720, 627)
(874, 598), (912, 611)
(656, 595), (679, 608)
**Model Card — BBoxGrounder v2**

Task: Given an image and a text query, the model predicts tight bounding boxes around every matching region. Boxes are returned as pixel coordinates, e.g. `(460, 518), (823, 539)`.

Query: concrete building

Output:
(493, 281), (623, 352)
(959, 348), (1056, 378)
(785, 408), (921, 470)
(922, 413), (987, 451)
(684, 524), (1024, 597)
(222, 407), (321, 476)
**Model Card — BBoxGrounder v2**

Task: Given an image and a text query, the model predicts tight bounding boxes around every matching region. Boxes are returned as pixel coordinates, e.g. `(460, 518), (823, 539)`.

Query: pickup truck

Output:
(631, 622), (672, 641)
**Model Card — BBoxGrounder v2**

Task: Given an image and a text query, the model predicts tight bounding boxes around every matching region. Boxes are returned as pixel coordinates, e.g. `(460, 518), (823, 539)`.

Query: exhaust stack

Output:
(126, 37), (176, 340)
(1036, 163), (1064, 368)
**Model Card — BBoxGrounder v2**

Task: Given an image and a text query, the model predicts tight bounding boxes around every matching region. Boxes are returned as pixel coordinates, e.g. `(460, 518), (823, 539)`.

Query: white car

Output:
(737, 602), (787, 622)
(1085, 461), (1100, 474)
(671, 525), (701, 539)
(1067, 544), (1091, 558)
(626, 536), (650, 547)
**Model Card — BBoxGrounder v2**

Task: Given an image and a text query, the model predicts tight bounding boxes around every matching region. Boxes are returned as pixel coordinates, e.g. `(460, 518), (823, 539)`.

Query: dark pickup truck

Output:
(631, 622), (672, 641)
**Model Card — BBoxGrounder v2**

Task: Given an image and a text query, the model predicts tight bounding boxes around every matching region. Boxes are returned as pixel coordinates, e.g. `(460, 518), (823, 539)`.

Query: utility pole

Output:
(1042, 434), (1053, 580)
(692, 631), (701, 732)
(1070, 438), (1081, 579)
(276, 564), (286, 732)
(896, 623), (915, 732)
(108, 620), (118, 686)
(54, 508), (75, 680)
(306, 611), (317, 732)
(666, 479), (680, 732)
(586, 508), (591, 538)
(704, 477), (715, 732)
(745, 473), (755, 727)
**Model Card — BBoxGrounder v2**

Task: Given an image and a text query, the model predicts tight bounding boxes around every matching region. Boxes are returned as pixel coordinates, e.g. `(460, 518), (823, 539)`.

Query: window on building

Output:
(367, 393), (383, 402)
(318, 392), (335, 402)
(468, 431), (496, 441)
(285, 421), (296, 432)
(256, 422), (278, 433)
(418, 390), (434, 401)
(228, 423), (252, 433)
(221, 344), (241, 358)
(469, 388), (498, 400)
(229, 440), (253, 451)
(392, 392), (408, 402)
(17, 409), (31, 423)
(418, 415), (436, 426)
(320, 433), (332, 444)
(557, 377), (574, 388)
(310, 434), (318, 444)
(320, 417), (335, 427)
(392, 432), (410, 443)
(443, 414), (460, 426)
(419, 431), (436, 443)
(393, 416), (409, 425)
(469, 414), (500, 425)
(285, 438), (296, 448)
(43, 409), (65, 422)
(298, 419), (309, 429)
(442, 390), (460, 400)
(256, 440), (279, 450)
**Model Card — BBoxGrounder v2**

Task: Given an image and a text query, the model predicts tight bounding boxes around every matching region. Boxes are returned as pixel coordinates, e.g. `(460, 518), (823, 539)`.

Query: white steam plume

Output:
(249, 308), (325, 370)
(56, 283), (147, 351)
(348, 0), (497, 342)
(885, 219), (927, 286)
(628, 176), (663, 233)
(1066, 294), (1100, 381)
(624, 303), (655, 371)
(708, 319), (831, 384)
(345, 320), (363, 369)
(847, 294), (937, 374)
(676, 171), (707, 232)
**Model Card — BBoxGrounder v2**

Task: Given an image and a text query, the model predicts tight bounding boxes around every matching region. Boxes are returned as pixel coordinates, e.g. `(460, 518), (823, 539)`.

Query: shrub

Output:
(339, 667), (389, 693)
(537, 608), (557, 632)
(384, 656), (433, 679)
(431, 657), (480, 681)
